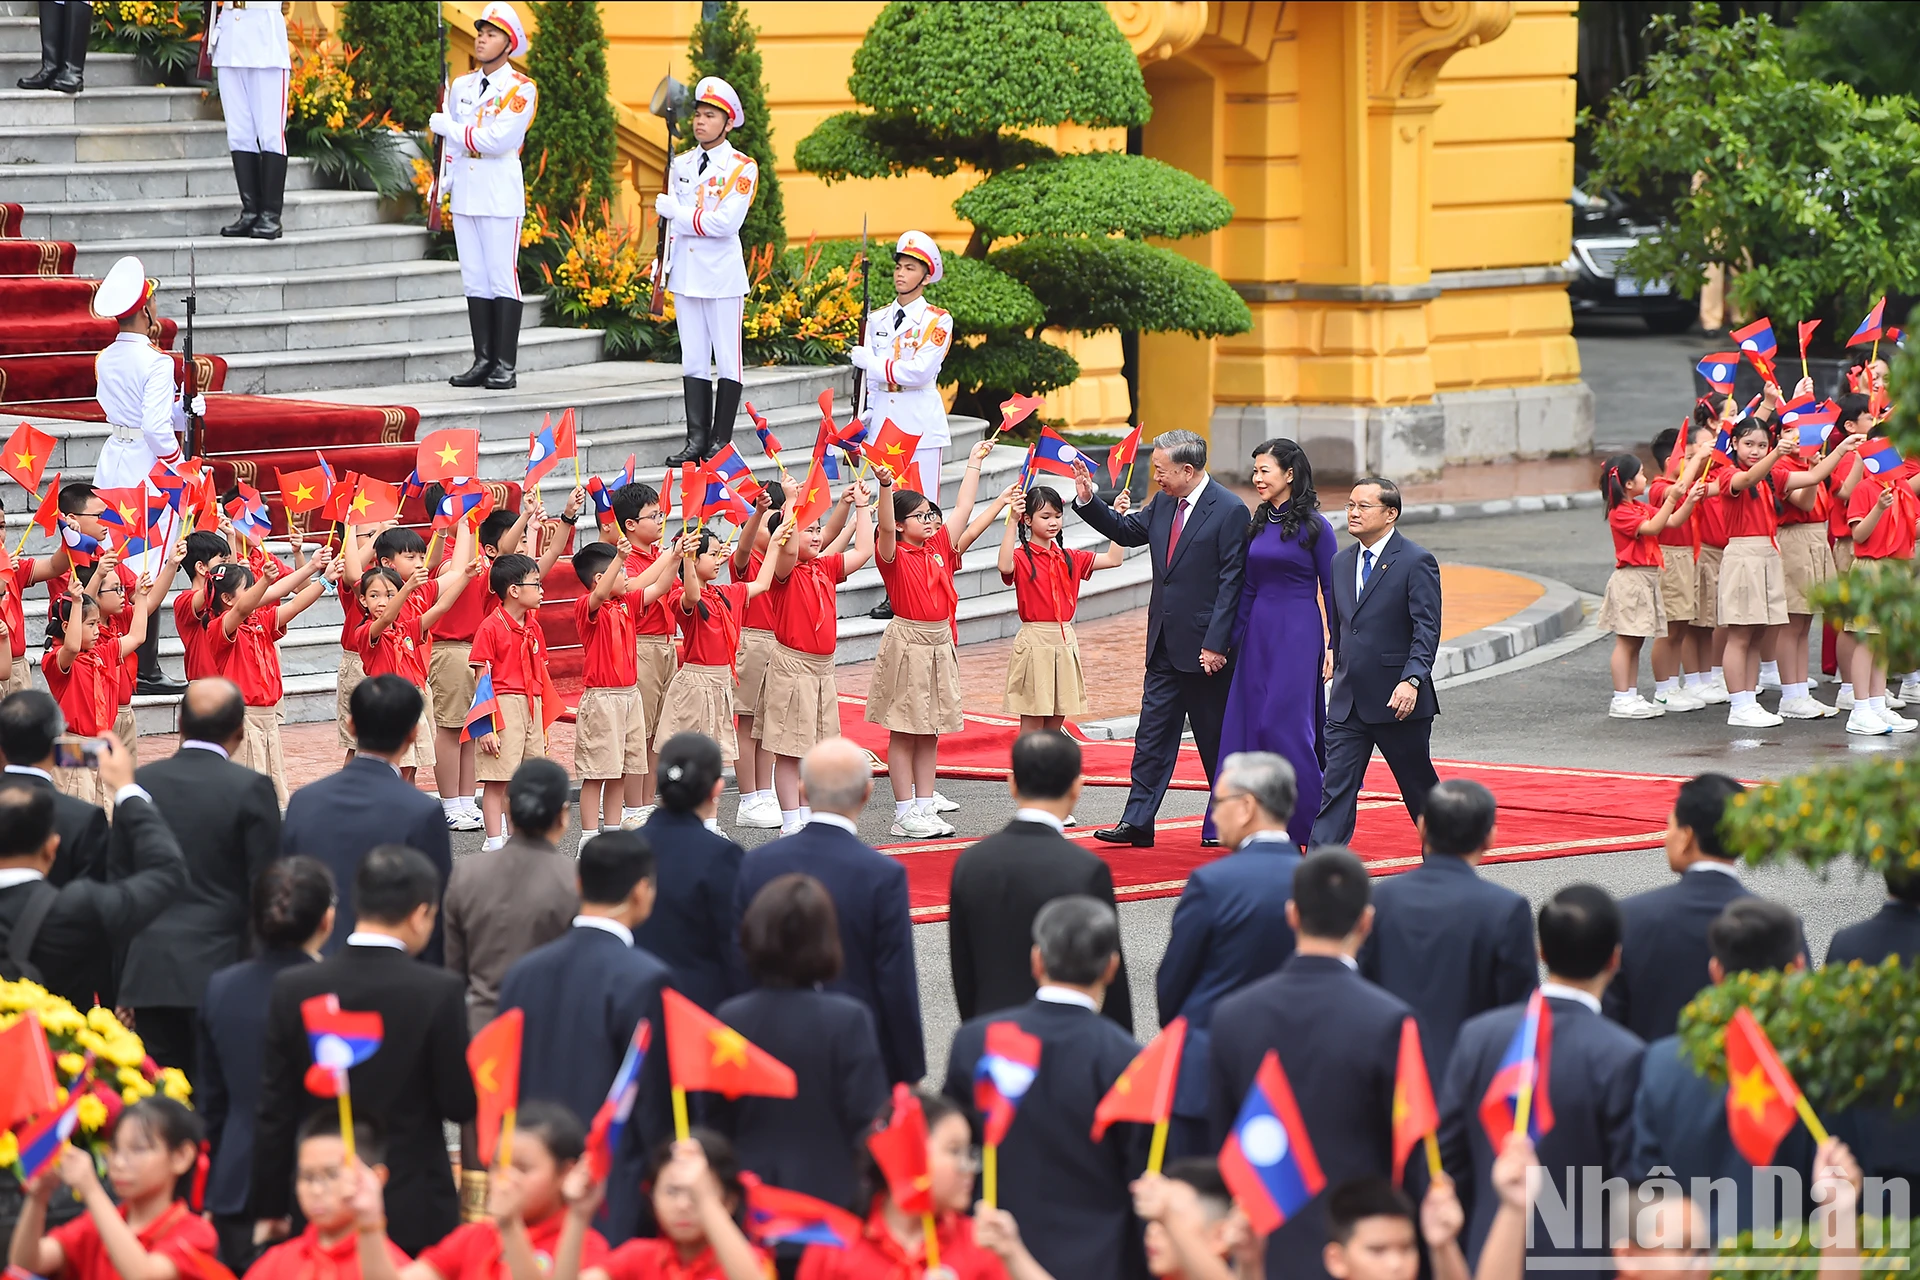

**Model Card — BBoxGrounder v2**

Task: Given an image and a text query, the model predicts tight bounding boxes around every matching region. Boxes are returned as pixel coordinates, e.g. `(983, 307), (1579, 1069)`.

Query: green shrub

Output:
(524, 0), (617, 219)
(990, 236), (1252, 337)
(957, 153), (1234, 242)
(688, 2), (784, 256)
(340, 0), (441, 130)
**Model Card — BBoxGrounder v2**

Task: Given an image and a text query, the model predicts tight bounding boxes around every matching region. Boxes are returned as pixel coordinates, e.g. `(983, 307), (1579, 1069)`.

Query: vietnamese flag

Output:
(275, 465), (332, 515)
(1, 422), (56, 494)
(467, 1008), (523, 1168)
(1390, 1017), (1439, 1186)
(345, 475), (402, 525)
(998, 392), (1045, 434)
(0, 1011), (60, 1132)
(1091, 1016), (1187, 1140)
(680, 461), (700, 526)
(866, 1083), (934, 1215)
(94, 486), (145, 534)
(1725, 1006), (1814, 1165)
(789, 456), (833, 531)
(662, 987), (797, 1101)
(1798, 319), (1821, 363)
(416, 428), (481, 483)
(1108, 424), (1143, 484)
(30, 473), (61, 537)
(868, 418), (923, 481)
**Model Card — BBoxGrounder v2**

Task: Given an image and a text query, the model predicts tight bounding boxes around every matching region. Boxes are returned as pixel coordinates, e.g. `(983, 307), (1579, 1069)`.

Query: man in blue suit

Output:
(1439, 885), (1645, 1279)
(1825, 865), (1920, 966)
(1310, 477), (1442, 847)
(279, 675), (453, 963)
(1207, 848), (1414, 1280)
(497, 830), (672, 1244)
(732, 737), (924, 1084)
(1361, 778), (1536, 1071)
(1071, 430), (1246, 848)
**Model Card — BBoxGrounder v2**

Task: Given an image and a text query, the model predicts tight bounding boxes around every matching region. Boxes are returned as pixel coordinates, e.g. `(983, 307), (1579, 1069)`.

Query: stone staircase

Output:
(0, 0), (1149, 729)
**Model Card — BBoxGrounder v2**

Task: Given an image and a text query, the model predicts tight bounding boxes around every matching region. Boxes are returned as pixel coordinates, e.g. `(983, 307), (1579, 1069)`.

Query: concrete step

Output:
(150, 258), (467, 316)
(0, 118), (229, 164)
(74, 223), (435, 277)
(218, 327), (606, 394)
(0, 153), (323, 203)
(20, 187), (387, 242)
(0, 84), (214, 126)
(186, 294), (549, 354)
(0, 51), (147, 91)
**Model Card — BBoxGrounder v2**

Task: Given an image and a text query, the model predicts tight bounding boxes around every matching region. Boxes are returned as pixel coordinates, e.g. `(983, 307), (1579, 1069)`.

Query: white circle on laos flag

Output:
(1058, 444), (1080, 464)
(1239, 1115), (1288, 1167)
(314, 1033), (355, 1070)
(1711, 363), (1730, 381)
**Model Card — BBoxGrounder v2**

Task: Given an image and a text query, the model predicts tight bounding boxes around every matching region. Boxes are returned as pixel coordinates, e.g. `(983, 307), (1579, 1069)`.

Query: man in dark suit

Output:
(1070, 430), (1246, 848)
(1603, 773), (1805, 1042)
(1310, 477), (1443, 846)
(251, 845), (476, 1255)
(1208, 848), (1414, 1280)
(1157, 751), (1302, 1158)
(1631, 899), (1815, 1241)
(0, 689), (108, 887)
(1360, 778), (1536, 1071)
(0, 745), (185, 1007)
(1439, 885), (1645, 1277)
(280, 675), (453, 963)
(945, 896), (1147, 1280)
(949, 731), (1132, 1032)
(498, 830), (672, 1244)
(120, 678), (282, 1075)
(733, 737), (923, 1084)
(1826, 864), (1920, 965)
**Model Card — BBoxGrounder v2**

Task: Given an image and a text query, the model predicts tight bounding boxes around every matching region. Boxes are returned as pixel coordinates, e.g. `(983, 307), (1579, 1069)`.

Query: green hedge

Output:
(799, 240), (1047, 338)
(991, 236), (1253, 337)
(523, 0), (616, 217)
(688, 2), (784, 255)
(957, 153), (1236, 242)
(340, 0), (441, 130)
(943, 333), (1081, 395)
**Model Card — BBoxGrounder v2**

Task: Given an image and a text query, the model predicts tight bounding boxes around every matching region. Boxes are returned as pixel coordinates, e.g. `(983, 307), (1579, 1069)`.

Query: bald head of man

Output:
(798, 737), (874, 818)
(180, 677), (247, 754)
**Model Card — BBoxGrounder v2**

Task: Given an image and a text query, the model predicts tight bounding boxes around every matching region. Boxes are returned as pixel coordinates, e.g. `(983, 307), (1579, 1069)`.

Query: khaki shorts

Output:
(1657, 545), (1697, 626)
(476, 692), (544, 782)
(233, 703), (288, 807)
(3, 656), (31, 696)
(654, 663), (740, 763)
(53, 764), (103, 809)
(1778, 522), (1834, 615)
(1598, 565), (1666, 639)
(863, 616), (963, 736)
(1693, 544), (1724, 629)
(336, 650), (364, 751)
(1718, 536), (1788, 628)
(757, 644), (839, 759)
(394, 705), (436, 772)
(575, 686), (648, 780)
(1005, 620), (1088, 717)
(429, 640), (475, 729)
(113, 706), (137, 765)
(1833, 540), (1855, 576)
(733, 627), (775, 717)
(634, 634), (678, 732)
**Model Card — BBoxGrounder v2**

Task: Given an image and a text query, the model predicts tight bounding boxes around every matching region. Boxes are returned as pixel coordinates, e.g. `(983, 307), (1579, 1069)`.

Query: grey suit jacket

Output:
(441, 833), (578, 1034)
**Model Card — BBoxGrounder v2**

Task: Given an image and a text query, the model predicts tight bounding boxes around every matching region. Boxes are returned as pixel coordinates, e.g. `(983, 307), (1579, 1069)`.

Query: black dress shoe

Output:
(868, 600), (894, 620)
(137, 674), (187, 696)
(1094, 822), (1154, 848)
(1200, 837), (1223, 848)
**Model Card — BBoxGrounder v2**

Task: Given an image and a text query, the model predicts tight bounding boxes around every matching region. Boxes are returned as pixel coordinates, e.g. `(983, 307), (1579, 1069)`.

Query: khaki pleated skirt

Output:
(654, 662), (741, 762)
(733, 627), (775, 716)
(1718, 536), (1788, 627)
(1004, 620), (1088, 717)
(864, 615), (963, 736)
(634, 633), (679, 729)
(757, 644), (840, 758)
(113, 705), (137, 764)
(1693, 544), (1724, 629)
(1844, 556), (1893, 634)
(53, 763), (103, 808)
(3, 656), (31, 696)
(233, 703), (289, 806)
(1779, 522), (1834, 615)
(1657, 544), (1697, 625)
(336, 649), (364, 750)
(1599, 566), (1666, 638)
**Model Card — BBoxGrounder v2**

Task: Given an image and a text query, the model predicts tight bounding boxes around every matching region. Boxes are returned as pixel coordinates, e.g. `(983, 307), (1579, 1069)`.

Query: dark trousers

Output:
(214, 1215), (262, 1275)
(1309, 712), (1438, 848)
(1123, 639), (1232, 829)
(130, 1005), (196, 1078)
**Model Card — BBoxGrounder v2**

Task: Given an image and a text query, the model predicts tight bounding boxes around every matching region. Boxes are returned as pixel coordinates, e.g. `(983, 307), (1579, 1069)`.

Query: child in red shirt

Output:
(1715, 419), (1794, 728)
(205, 548), (332, 804)
(611, 482), (681, 820)
(996, 483), (1127, 735)
(569, 537), (668, 839)
(96, 538), (184, 761)
(176, 529), (236, 682)
(652, 528), (781, 766)
(1842, 433), (1920, 736)
(550, 1132), (768, 1280)
(352, 555), (471, 783)
(468, 552), (558, 848)
(867, 448), (1005, 840)
(14, 1097), (221, 1280)
(44, 568), (149, 806)
(1599, 452), (1700, 719)
(247, 1112), (410, 1280)
(1769, 384), (1863, 719)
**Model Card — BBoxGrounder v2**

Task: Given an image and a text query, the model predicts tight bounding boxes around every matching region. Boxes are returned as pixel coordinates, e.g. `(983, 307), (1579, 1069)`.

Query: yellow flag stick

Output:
(1794, 1094), (1831, 1145)
(338, 1084), (357, 1164)
(498, 1107), (516, 1168)
(982, 1144), (997, 1209)
(922, 1214), (941, 1270)
(1147, 1119), (1170, 1176)
(1424, 1132), (1443, 1178)
(671, 1085), (690, 1142)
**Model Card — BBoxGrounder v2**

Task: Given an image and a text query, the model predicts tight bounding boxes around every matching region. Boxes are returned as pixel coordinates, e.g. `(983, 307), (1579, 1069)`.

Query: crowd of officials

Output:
(1, 675), (1914, 1280)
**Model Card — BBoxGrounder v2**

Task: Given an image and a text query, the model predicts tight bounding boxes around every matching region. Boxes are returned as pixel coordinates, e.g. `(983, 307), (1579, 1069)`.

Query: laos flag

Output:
(973, 1021), (1043, 1146)
(463, 664), (502, 743)
(15, 1096), (81, 1181)
(1219, 1050), (1325, 1236)
(1032, 429), (1084, 477)
(1848, 297), (1886, 347)
(1696, 353), (1740, 394)
(707, 443), (764, 502)
(1732, 317), (1778, 361)
(526, 409), (576, 487)
(1860, 438), (1905, 475)
(1780, 396), (1840, 446)
(585, 1019), (650, 1182)
(743, 1176), (865, 1250)
(301, 994), (383, 1097)
(1478, 989), (1555, 1147)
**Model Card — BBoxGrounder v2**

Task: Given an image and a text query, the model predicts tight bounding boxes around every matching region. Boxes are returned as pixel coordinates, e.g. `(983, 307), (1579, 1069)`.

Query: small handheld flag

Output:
(1219, 1049), (1326, 1235)
(680, 461), (699, 528)
(742, 1174), (866, 1250)
(583, 477), (614, 524)
(14, 1096), (81, 1181)
(1031, 429), (1084, 478)
(973, 1021), (1042, 1207)
(1848, 297), (1886, 348)
(301, 995), (382, 1164)
(789, 457), (833, 532)
(345, 475), (402, 525)
(1108, 424), (1142, 484)
(432, 481), (487, 530)
(417, 428), (480, 483)
(701, 476), (752, 524)
(1390, 1017), (1440, 1185)
(463, 664), (502, 742)
(746, 401), (783, 461)
(31, 475), (61, 536)
(662, 987), (797, 1114)
(468, 1009), (524, 1168)
(1, 422), (56, 494)
(1731, 317), (1778, 361)
(707, 443), (764, 502)
(997, 392), (1045, 436)
(1779, 396), (1840, 446)
(60, 521), (101, 566)
(0, 1011), (60, 1133)
(1725, 1005), (1828, 1166)
(1860, 439), (1905, 475)
(1695, 353), (1740, 394)
(526, 411), (577, 487)
(1479, 989), (1554, 1146)
(1092, 1016), (1186, 1174)
(1798, 319), (1821, 364)
(274, 465), (331, 515)
(867, 1083), (934, 1215)
(585, 1020), (651, 1182)
(867, 418), (923, 482)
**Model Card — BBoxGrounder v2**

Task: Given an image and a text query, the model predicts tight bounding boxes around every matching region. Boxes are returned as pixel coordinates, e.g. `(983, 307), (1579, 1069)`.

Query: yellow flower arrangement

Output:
(287, 23), (361, 135)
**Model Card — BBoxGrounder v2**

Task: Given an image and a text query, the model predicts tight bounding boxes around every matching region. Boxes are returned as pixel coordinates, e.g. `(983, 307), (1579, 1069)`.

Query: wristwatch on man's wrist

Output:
(1406, 675), (1424, 689)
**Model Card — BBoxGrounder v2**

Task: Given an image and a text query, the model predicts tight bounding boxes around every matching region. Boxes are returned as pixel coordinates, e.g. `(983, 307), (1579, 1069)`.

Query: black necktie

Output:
(478, 75), (489, 96)
(894, 307), (906, 329)
(698, 152), (710, 175)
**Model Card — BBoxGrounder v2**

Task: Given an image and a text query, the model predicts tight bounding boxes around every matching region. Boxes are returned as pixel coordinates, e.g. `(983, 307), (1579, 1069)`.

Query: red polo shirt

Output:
(468, 607), (547, 696)
(875, 526), (958, 624)
(768, 554), (846, 656)
(575, 591), (639, 689)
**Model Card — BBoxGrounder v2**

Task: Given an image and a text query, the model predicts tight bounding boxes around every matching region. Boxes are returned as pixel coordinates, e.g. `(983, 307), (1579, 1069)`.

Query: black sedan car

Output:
(1564, 187), (1696, 333)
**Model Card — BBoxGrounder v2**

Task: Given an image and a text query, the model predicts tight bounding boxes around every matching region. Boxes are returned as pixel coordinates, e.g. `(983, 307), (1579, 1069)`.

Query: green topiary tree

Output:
(793, 1), (1250, 423)
(340, 0), (441, 130)
(688, 2), (784, 257)
(523, 0), (617, 222)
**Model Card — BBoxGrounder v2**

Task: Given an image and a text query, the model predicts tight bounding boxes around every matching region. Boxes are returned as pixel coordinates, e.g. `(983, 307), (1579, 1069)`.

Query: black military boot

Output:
(449, 298), (495, 387)
(47, 0), (86, 93)
(705, 377), (742, 460)
(15, 2), (60, 89)
(135, 627), (185, 696)
(220, 151), (261, 237)
(485, 297), (523, 390)
(666, 377), (712, 467)
(249, 151), (286, 239)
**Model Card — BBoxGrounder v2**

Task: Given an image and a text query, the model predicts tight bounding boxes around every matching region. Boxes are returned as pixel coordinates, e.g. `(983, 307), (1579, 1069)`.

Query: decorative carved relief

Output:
(1376, 0), (1512, 100)
(1108, 0), (1208, 63)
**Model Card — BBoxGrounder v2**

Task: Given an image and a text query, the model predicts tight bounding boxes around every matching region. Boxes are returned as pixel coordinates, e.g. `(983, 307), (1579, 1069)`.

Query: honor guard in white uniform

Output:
(208, 0), (293, 240)
(92, 256), (199, 496)
(850, 232), (955, 493)
(429, 1), (537, 391)
(657, 76), (758, 466)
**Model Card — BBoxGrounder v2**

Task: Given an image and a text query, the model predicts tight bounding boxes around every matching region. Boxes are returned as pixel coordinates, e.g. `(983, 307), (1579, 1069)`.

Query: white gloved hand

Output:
(655, 193), (683, 221)
(188, 394), (208, 417)
(428, 112), (453, 139)
(847, 347), (872, 371)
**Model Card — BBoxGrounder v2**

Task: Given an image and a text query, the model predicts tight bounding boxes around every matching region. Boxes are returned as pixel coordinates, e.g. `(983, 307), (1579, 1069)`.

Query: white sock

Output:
(1784, 682), (1809, 701)
(754, 789), (773, 806)
(895, 800), (913, 820)
(1869, 696), (1887, 713)
(1685, 672), (1706, 689)
(1731, 690), (1756, 709)
(1613, 689), (1635, 701)
(442, 797), (462, 814)
(1760, 660), (1780, 681)
(482, 835), (505, 852)
(798, 806), (812, 823)
(781, 808), (801, 827)
(1711, 666), (1726, 683)
(601, 825), (621, 833)
(1840, 682), (1855, 698)
(1655, 678), (1678, 695)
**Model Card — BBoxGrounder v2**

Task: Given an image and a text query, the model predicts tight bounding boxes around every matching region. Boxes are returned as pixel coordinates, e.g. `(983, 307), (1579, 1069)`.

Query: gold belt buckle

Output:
(886, 382), (900, 393)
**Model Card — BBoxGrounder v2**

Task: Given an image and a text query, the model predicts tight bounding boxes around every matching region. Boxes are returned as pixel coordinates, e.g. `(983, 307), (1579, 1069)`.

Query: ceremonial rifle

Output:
(196, 1), (220, 82)
(185, 247), (203, 461)
(854, 215), (870, 420)
(426, 3), (449, 233)
(647, 71), (688, 318)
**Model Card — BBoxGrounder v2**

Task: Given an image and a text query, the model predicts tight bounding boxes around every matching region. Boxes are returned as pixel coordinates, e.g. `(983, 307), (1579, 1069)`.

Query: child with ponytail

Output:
(1716, 416), (1793, 728)
(996, 484), (1127, 734)
(1599, 452), (1702, 718)
(651, 527), (780, 766)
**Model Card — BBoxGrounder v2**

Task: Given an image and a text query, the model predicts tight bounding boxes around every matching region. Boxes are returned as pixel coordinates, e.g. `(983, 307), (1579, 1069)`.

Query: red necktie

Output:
(1167, 497), (1190, 561)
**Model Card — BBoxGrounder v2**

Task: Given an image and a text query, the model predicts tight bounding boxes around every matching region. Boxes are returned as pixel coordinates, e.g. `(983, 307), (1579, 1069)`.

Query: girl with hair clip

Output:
(42, 559), (151, 805)
(996, 483), (1128, 735)
(9, 1097), (220, 1280)
(866, 440), (1012, 840)
(1599, 451), (1704, 718)
(205, 546), (333, 804)
(1715, 413), (1796, 729)
(652, 527), (782, 766)
(548, 1130), (769, 1280)
(728, 480), (785, 829)
(351, 526), (478, 783)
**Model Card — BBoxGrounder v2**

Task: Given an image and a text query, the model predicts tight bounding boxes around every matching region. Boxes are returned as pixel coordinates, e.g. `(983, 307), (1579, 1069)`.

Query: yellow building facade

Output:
(322, 1), (1591, 479)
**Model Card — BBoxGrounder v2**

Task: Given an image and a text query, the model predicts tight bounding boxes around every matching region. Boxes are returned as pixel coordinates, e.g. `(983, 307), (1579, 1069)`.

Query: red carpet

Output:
(0, 203), (77, 277)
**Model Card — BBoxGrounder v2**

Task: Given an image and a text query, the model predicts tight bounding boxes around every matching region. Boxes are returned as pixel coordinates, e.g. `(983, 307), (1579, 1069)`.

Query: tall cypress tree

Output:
(340, 0), (441, 130)
(687, 1), (785, 255)
(524, 0), (616, 218)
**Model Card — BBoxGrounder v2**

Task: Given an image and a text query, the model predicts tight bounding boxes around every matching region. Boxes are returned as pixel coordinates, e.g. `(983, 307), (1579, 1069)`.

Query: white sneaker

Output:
(1758, 669), (1782, 691)
(890, 811), (943, 839)
(1777, 695), (1836, 720)
(481, 835), (506, 852)
(1887, 690), (1908, 710)
(929, 791), (960, 814)
(1655, 688), (1706, 712)
(1727, 703), (1783, 729)
(1610, 695), (1665, 720)
(621, 805), (655, 831)
(445, 805), (485, 832)
(779, 820), (807, 835)
(1064, 814), (1077, 827)
(1846, 707), (1893, 736)
(1836, 687), (1856, 710)
(736, 796), (781, 829)
(920, 811), (957, 836)
(1882, 708), (1918, 733)
(1900, 676), (1920, 703)
(1692, 680), (1730, 705)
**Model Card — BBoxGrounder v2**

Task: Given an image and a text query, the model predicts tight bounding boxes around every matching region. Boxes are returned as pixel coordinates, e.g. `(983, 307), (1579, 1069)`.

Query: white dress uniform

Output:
(438, 64), (538, 301)
(855, 232), (954, 495)
(209, 0), (290, 154)
(92, 258), (194, 575)
(665, 135), (758, 381)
